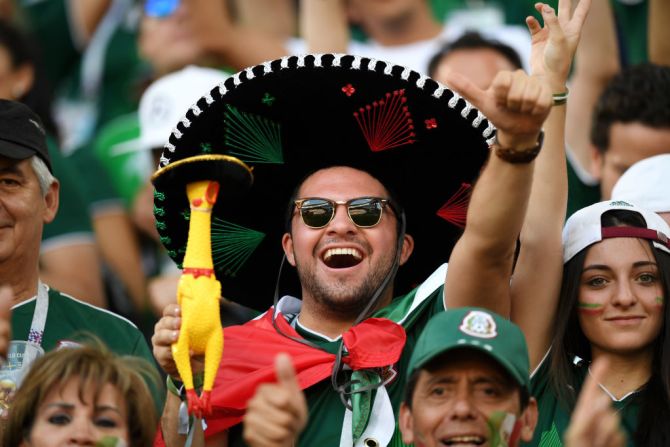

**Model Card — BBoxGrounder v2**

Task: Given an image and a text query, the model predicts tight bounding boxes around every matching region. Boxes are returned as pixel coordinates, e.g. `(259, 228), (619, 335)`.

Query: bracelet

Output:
(552, 88), (569, 106)
(490, 131), (544, 164)
(166, 375), (184, 399)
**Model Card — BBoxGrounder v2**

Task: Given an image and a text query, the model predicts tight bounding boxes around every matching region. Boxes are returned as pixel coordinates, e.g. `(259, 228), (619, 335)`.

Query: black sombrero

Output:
(151, 54), (494, 311)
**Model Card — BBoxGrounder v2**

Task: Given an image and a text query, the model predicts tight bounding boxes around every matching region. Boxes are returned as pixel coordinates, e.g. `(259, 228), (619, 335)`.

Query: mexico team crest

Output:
(459, 310), (498, 339)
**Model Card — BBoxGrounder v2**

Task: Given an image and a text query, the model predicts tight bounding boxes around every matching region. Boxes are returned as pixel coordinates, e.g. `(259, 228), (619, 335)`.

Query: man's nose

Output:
(449, 388), (478, 421)
(326, 204), (357, 234)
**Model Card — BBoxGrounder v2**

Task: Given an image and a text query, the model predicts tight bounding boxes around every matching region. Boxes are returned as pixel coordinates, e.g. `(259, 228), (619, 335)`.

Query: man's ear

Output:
(589, 145), (604, 181)
(519, 397), (539, 443)
(398, 402), (415, 445)
(43, 179), (59, 224)
(282, 232), (296, 266)
(399, 234), (414, 266)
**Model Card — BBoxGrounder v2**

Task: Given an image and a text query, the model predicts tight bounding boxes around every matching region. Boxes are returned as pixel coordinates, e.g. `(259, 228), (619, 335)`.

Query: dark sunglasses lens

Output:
(348, 198), (383, 227)
(300, 199), (334, 228)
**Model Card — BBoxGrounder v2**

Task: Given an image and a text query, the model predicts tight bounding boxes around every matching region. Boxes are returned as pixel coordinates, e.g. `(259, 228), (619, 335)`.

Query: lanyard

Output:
(27, 281), (49, 347)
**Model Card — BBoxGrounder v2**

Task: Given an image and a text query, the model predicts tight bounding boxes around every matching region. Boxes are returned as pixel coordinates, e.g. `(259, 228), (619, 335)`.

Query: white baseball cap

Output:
(562, 200), (670, 263)
(139, 65), (229, 152)
(611, 154), (670, 213)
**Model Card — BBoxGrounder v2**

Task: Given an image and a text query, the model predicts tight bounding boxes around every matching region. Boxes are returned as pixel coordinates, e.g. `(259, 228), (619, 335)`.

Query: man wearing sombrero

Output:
(150, 53), (552, 446)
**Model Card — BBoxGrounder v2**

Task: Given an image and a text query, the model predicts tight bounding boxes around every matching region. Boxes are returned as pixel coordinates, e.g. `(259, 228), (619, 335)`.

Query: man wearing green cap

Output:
(399, 307), (537, 447)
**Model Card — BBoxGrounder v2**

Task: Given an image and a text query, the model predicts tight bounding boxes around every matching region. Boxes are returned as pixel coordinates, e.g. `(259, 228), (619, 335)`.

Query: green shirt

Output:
(228, 264), (448, 447)
(10, 285), (163, 411)
(527, 355), (638, 447)
(42, 136), (95, 247)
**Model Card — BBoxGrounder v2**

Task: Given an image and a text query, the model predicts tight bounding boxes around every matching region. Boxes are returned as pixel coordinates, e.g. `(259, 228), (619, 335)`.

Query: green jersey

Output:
(42, 136), (95, 247)
(527, 355), (639, 447)
(227, 264), (448, 447)
(10, 285), (163, 411)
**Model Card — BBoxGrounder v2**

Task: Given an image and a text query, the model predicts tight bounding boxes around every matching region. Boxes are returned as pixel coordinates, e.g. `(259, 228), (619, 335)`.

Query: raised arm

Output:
(300, 0), (349, 53)
(564, 0), (618, 174)
(511, 0), (591, 370)
(442, 69), (551, 317)
(181, 0), (287, 72)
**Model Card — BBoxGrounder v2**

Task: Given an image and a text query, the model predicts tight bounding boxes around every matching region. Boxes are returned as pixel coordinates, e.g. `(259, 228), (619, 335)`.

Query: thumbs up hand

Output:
(243, 353), (308, 447)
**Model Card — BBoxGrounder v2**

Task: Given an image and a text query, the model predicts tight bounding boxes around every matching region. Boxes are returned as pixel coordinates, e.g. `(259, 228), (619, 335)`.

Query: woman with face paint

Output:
(520, 202), (670, 446)
(509, 0), (670, 444)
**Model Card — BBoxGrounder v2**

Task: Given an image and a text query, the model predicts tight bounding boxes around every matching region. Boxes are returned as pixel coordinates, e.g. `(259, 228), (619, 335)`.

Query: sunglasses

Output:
(294, 197), (393, 229)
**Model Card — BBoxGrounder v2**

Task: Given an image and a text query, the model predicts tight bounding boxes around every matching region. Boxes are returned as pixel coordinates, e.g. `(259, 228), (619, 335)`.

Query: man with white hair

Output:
(0, 100), (159, 401)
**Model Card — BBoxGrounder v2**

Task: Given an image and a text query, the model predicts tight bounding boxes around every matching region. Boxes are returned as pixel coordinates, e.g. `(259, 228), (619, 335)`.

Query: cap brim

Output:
(413, 344), (529, 391)
(0, 139), (37, 161)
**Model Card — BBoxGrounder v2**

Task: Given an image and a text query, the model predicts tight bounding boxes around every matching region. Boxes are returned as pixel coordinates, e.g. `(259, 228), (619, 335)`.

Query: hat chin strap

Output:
(270, 211), (407, 408)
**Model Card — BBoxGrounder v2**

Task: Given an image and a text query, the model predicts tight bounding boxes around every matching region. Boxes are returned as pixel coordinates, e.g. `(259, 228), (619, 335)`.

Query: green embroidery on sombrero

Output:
(210, 218), (265, 277)
(539, 423), (563, 447)
(160, 236), (172, 245)
(181, 209), (191, 221)
(167, 250), (177, 258)
(154, 190), (165, 201)
(156, 220), (167, 231)
(200, 142), (212, 153)
(153, 205), (166, 217)
(178, 246), (187, 255)
(223, 104), (283, 164)
(261, 92), (276, 106)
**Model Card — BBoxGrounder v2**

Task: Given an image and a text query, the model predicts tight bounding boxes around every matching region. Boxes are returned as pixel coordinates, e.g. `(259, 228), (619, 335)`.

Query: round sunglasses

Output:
(294, 197), (393, 229)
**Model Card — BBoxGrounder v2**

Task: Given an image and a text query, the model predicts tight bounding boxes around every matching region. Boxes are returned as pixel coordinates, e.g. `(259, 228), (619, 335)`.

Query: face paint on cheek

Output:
(95, 437), (127, 447)
(486, 411), (522, 447)
(655, 296), (664, 309)
(577, 302), (604, 316)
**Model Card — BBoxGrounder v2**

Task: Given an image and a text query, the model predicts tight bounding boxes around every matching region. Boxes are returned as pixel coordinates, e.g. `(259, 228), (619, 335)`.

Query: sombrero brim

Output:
(153, 54), (493, 311)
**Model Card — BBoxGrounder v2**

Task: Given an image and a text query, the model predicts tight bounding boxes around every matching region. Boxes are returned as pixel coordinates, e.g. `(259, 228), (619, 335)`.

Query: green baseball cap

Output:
(408, 307), (530, 391)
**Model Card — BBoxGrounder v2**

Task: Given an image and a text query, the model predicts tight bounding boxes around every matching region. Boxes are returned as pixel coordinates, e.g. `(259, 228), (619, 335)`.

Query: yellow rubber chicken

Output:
(173, 179), (223, 418)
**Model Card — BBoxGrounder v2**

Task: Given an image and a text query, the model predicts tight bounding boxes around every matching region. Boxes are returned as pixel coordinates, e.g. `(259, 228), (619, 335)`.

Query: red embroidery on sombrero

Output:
(342, 84), (356, 96)
(436, 183), (472, 228)
(425, 118), (437, 129)
(204, 311), (406, 436)
(354, 89), (415, 152)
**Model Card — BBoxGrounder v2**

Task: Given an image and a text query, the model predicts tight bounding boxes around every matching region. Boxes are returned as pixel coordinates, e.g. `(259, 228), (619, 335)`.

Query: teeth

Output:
(324, 248), (362, 261)
(447, 436), (484, 444)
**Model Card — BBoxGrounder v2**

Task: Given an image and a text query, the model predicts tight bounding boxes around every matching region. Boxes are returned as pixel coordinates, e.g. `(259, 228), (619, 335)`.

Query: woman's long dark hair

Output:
(549, 210), (670, 446)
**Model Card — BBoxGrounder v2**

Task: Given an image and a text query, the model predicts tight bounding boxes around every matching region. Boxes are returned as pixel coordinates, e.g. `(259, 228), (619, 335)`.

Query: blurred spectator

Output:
(299, 0), (531, 74)
(0, 19), (105, 306)
(428, 31), (523, 89)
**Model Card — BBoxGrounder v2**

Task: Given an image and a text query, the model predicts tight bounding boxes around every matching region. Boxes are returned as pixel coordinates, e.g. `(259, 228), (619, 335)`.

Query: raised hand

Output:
(151, 303), (204, 379)
(526, 0), (592, 86)
(243, 353), (308, 447)
(443, 69), (552, 149)
(564, 359), (626, 447)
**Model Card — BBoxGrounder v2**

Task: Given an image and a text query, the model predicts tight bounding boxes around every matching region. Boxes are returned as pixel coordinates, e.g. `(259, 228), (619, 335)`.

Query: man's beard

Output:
(296, 251), (396, 320)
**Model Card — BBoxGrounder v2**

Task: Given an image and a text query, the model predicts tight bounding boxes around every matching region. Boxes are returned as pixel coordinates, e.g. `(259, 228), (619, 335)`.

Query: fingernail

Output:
(543, 4), (553, 12)
(173, 331), (179, 341)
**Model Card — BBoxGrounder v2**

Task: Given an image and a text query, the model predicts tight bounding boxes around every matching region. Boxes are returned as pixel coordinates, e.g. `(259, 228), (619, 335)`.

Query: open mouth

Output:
(441, 435), (486, 446)
(322, 247), (363, 269)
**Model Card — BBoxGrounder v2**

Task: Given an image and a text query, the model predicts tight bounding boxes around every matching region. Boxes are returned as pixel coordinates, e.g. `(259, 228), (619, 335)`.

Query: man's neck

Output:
(297, 291), (394, 339)
(364, 6), (442, 47)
